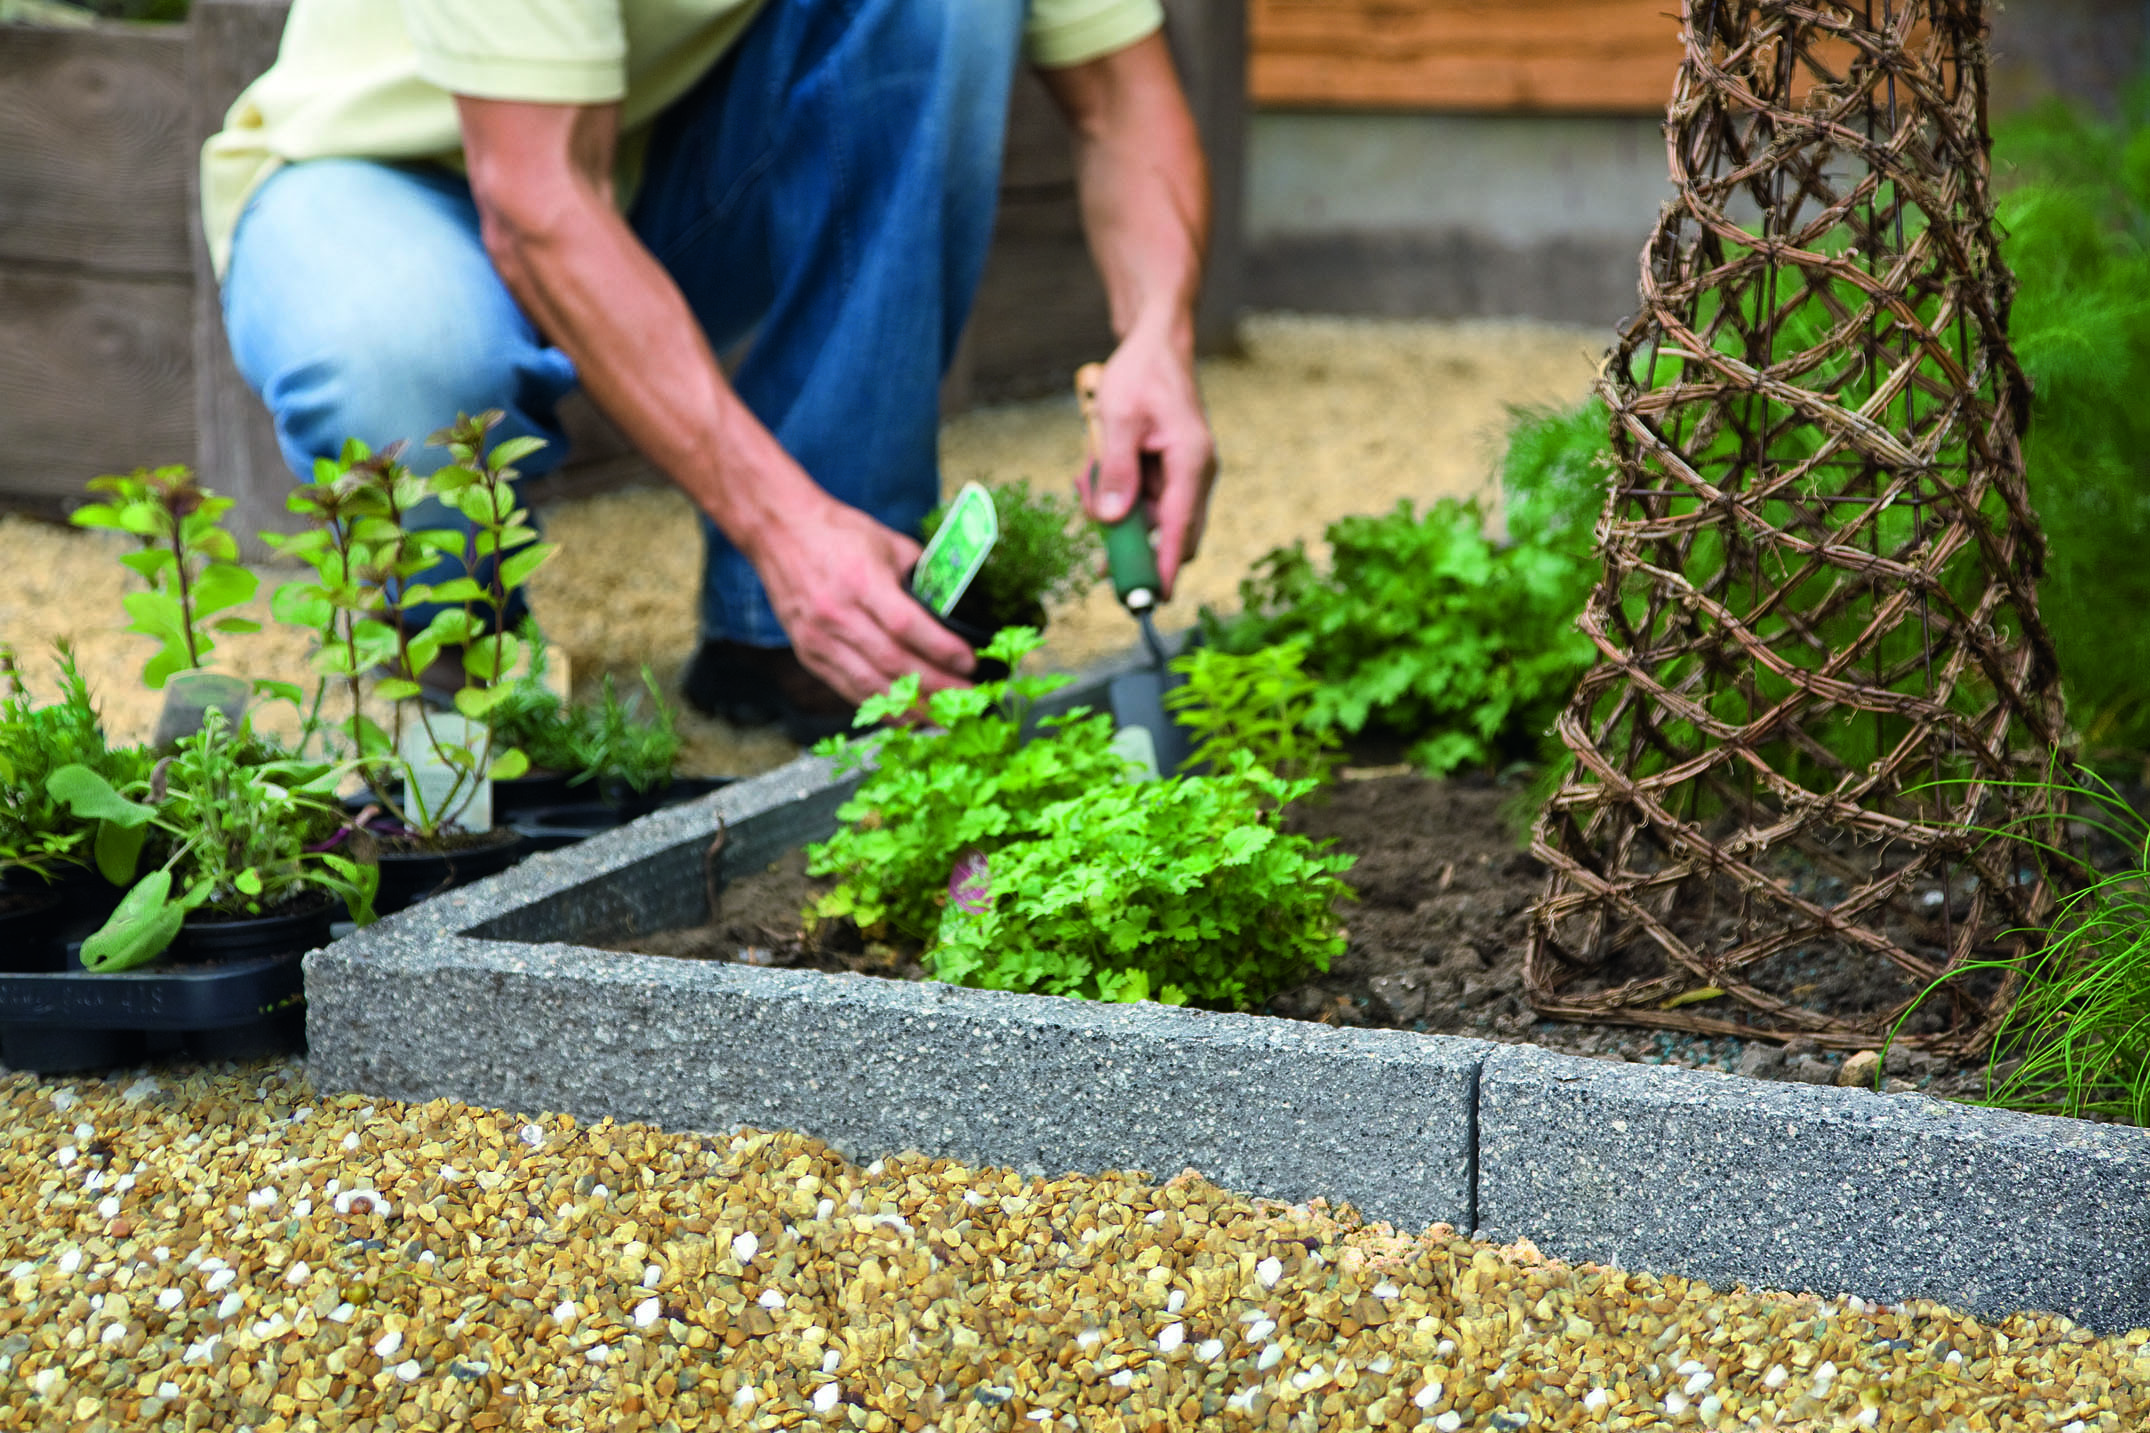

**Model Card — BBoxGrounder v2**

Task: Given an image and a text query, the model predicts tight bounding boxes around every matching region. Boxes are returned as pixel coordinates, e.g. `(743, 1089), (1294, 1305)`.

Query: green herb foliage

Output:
(807, 629), (1131, 940)
(485, 626), (680, 795)
(922, 478), (1098, 620)
(1162, 639), (1340, 790)
(1200, 404), (1605, 775)
(586, 670), (682, 796)
(70, 466), (261, 690)
(48, 710), (377, 971)
(0, 645), (149, 883)
(807, 629), (1352, 1009)
(926, 754), (1352, 1008)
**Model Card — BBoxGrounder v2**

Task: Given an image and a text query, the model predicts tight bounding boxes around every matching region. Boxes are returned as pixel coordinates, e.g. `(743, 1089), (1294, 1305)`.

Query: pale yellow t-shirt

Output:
(202, 0), (1164, 277)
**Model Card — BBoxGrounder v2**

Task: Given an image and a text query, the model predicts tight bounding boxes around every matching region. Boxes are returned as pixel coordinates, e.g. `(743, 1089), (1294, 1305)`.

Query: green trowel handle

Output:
(1100, 507), (1161, 612)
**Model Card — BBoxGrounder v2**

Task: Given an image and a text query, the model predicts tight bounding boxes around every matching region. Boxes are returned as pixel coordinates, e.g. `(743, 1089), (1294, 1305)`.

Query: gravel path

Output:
(4, 1062), (2143, 1432)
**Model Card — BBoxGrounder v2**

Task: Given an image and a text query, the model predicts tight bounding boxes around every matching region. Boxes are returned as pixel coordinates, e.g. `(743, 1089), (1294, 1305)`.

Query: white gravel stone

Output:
(552, 1301), (577, 1325)
(285, 1261), (310, 1286)
(1415, 1381), (1443, 1410)
(1583, 1388), (1610, 1411)
(1157, 1323), (1185, 1353)
(633, 1298), (661, 1329)
(394, 1359), (421, 1383)
(1196, 1339), (1224, 1361)
(374, 1330), (402, 1360)
(1434, 1414), (1463, 1433)
(1255, 1256), (1283, 1289)
(1257, 1343), (1284, 1371)
(204, 1268), (235, 1293)
(812, 1382), (841, 1413)
(732, 1231), (759, 1265)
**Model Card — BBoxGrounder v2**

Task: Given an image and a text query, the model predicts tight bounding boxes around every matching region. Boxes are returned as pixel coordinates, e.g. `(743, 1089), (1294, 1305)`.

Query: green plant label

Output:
(911, 483), (998, 618)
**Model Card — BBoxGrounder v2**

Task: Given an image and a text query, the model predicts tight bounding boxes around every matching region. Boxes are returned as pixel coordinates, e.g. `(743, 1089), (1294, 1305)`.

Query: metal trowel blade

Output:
(1110, 666), (1192, 778)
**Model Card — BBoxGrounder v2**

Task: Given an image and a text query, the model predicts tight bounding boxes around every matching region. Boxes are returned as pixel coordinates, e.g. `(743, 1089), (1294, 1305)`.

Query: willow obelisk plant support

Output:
(1526, 0), (2071, 1052)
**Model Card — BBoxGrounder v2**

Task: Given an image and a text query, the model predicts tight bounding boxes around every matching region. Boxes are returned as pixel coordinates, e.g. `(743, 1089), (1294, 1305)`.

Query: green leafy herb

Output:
(50, 710), (377, 971)
(807, 628), (1352, 1009)
(70, 466), (261, 690)
(1163, 639), (1341, 791)
(0, 644), (150, 884)
(1200, 404), (1605, 776)
(261, 413), (552, 837)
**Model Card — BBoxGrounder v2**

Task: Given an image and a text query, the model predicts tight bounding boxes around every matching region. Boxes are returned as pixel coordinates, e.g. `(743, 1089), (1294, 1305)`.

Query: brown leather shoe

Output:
(681, 639), (857, 744)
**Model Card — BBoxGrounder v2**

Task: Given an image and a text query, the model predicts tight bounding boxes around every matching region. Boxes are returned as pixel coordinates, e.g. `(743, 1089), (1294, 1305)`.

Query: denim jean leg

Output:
(632, 0), (1028, 647)
(221, 159), (576, 633)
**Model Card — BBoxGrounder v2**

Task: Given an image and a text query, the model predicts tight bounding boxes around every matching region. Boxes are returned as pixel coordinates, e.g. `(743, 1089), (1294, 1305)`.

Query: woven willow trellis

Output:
(1524, 0), (2072, 1051)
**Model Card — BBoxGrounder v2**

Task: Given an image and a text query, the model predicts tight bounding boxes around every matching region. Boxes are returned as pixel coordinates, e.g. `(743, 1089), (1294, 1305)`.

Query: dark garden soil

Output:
(610, 769), (2039, 1100)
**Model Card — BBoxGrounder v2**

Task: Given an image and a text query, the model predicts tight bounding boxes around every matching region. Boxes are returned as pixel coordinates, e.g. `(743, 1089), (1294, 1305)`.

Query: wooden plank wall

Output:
(1250, 0), (1682, 112)
(0, 23), (195, 513)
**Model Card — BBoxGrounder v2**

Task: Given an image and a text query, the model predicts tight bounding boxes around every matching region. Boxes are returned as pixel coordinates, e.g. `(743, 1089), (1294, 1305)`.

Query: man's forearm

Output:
(469, 154), (817, 564)
(1052, 33), (1210, 354)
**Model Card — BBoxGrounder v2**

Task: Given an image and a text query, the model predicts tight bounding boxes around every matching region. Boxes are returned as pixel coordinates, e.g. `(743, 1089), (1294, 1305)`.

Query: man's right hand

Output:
(748, 492), (978, 705)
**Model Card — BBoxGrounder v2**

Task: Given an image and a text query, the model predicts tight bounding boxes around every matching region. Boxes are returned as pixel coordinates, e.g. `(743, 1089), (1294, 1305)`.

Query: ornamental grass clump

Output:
(1895, 774), (2150, 1126)
(806, 628), (1353, 1009)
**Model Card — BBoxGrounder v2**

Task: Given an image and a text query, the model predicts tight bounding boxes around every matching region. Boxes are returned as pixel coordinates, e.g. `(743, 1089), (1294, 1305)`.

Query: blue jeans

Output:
(223, 0), (1024, 645)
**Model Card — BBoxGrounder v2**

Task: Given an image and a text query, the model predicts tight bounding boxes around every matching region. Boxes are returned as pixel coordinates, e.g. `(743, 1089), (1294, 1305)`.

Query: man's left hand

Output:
(1081, 326), (1216, 599)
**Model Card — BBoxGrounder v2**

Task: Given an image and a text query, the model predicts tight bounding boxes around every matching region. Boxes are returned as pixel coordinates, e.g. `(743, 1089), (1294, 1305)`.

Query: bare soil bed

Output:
(610, 771), (2006, 1101)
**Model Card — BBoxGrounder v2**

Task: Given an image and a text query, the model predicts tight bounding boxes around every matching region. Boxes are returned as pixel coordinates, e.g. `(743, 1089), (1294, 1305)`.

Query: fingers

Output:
(1087, 399), (1146, 525)
(1151, 432), (1216, 599)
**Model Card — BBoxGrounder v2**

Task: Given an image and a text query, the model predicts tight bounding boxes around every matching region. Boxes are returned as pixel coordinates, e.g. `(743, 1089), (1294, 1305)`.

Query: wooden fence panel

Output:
(0, 23), (191, 276)
(1250, 0), (1681, 112)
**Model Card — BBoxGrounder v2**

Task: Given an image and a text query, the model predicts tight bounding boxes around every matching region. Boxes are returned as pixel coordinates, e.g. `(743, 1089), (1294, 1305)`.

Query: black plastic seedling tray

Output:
(0, 950), (307, 1074)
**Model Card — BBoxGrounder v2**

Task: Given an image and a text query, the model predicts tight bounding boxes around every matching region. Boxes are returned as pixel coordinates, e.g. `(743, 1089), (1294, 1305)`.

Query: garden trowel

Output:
(1076, 364), (1191, 778)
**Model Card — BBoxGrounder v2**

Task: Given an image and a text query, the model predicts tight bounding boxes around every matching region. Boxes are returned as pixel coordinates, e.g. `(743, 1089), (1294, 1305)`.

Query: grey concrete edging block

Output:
(308, 747), (1491, 1234)
(1476, 1043), (2150, 1332)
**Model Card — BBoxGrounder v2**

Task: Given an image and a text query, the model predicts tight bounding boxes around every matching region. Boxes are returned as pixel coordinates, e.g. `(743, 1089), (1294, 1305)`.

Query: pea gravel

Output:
(3, 1062), (2144, 1433)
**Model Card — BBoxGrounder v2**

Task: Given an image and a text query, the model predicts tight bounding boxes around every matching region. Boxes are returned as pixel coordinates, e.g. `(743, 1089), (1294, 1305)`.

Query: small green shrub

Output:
(921, 478), (1098, 619)
(806, 628), (1352, 1008)
(71, 466), (260, 691)
(0, 644), (149, 883)
(47, 710), (376, 971)
(1163, 639), (1340, 790)
(1201, 403), (1606, 775)
(485, 628), (682, 796)
(585, 670), (681, 796)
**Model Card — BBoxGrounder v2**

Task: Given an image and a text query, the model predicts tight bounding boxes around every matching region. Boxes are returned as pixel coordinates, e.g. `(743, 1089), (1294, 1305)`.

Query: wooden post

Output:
(0, 21), (194, 519)
(186, 0), (294, 556)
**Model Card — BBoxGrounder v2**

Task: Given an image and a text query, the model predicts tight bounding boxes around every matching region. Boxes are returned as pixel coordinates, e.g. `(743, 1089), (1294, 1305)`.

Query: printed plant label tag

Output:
(911, 482), (998, 618)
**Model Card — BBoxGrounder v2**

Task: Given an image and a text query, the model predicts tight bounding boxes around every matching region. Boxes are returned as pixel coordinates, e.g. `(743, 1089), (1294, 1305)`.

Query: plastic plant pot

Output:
(371, 827), (527, 915)
(936, 589), (1049, 683)
(0, 894), (334, 1075)
(0, 888), (63, 972)
(6, 863), (126, 954)
(491, 770), (582, 819)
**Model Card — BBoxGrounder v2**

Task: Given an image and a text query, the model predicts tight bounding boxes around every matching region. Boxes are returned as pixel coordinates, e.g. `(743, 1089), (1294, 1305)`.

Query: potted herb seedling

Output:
(5, 709), (377, 1072)
(919, 478), (1097, 673)
(477, 624), (585, 816)
(263, 411), (553, 912)
(486, 645), (692, 849)
(0, 644), (153, 962)
(69, 464), (264, 744)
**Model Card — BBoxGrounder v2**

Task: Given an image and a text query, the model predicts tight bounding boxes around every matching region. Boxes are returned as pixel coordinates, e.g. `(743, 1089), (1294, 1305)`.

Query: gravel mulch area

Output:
(2, 1062), (2144, 1432)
